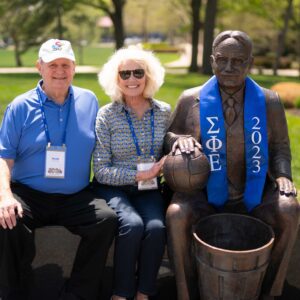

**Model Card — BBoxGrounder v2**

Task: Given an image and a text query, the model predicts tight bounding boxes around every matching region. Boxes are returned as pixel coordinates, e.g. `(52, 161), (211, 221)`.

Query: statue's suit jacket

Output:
(164, 84), (292, 193)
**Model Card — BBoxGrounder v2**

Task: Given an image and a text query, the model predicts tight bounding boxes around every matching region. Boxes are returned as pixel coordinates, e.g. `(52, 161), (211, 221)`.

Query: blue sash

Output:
(200, 76), (268, 212)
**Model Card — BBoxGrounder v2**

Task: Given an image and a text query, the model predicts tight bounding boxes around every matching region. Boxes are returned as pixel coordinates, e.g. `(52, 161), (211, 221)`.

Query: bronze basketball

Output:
(163, 147), (210, 194)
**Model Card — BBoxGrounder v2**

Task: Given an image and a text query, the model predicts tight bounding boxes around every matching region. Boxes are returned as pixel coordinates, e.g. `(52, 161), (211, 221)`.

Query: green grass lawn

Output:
(0, 72), (299, 190)
(0, 46), (115, 67)
(0, 46), (180, 67)
(287, 113), (300, 188)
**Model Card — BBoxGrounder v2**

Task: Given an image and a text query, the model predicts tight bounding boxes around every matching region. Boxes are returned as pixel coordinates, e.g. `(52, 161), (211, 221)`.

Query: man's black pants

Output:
(0, 182), (118, 300)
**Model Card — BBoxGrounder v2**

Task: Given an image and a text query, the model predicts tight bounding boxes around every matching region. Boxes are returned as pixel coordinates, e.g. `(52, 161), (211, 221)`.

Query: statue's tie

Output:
(225, 98), (236, 125)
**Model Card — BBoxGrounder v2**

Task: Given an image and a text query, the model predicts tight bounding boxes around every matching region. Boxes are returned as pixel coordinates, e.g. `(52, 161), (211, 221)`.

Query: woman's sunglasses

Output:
(118, 69), (145, 80)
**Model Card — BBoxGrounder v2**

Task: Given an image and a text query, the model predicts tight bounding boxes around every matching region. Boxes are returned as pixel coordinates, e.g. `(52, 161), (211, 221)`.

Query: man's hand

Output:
(0, 195), (23, 229)
(171, 137), (202, 154)
(0, 158), (22, 229)
(276, 177), (297, 197)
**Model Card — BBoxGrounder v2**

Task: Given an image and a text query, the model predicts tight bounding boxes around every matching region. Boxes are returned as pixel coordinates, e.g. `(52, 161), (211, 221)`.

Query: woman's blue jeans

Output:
(95, 184), (166, 298)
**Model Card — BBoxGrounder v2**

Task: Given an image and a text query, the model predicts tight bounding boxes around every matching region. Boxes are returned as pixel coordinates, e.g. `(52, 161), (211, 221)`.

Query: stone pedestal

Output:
(30, 226), (172, 299)
(30, 227), (80, 299)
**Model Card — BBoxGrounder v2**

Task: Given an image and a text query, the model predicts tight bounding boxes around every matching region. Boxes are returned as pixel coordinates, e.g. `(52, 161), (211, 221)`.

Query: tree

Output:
(125, 0), (189, 44)
(273, 0), (293, 75)
(202, 0), (218, 75)
(294, 1), (300, 77)
(217, 0), (299, 74)
(189, 0), (202, 72)
(70, 14), (90, 65)
(0, 1), (55, 66)
(53, 0), (77, 39)
(0, 0), (77, 66)
(80, 0), (126, 49)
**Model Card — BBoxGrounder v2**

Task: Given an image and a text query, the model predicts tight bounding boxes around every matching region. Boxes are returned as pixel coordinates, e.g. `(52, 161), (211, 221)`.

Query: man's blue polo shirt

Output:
(0, 81), (99, 194)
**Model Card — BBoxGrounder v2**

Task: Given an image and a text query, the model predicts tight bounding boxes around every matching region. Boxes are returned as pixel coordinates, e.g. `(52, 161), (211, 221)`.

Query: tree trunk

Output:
(111, 0), (125, 49)
(142, 3), (148, 43)
(189, 0), (202, 73)
(273, 0), (293, 75)
(81, 0), (126, 49)
(56, 0), (63, 39)
(202, 0), (218, 75)
(14, 39), (22, 67)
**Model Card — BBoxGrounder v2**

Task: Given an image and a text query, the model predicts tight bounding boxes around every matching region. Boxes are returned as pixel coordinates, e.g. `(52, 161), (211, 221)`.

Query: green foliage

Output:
(219, 0), (287, 25)
(217, 0), (300, 59)
(295, 97), (300, 109)
(79, 0), (127, 49)
(0, 0), (79, 66)
(125, 0), (189, 36)
(63, 4), (104, 46)
(0, 0), (299, 68)
(0, 1), (54, 44)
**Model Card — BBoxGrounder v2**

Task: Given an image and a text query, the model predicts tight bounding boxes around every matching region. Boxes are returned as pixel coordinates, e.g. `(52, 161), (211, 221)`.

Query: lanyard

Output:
(124, 108), (155, 160)
(36, 87), (71, 146)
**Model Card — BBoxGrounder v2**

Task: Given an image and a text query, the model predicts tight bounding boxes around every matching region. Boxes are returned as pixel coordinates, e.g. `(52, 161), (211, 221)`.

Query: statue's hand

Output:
(171, 136), (202, 154)
(276, 177), (297, 197)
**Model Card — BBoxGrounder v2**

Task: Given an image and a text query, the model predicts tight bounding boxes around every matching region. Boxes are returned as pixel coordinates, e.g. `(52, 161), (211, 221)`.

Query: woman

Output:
(93, 46), (171, 300)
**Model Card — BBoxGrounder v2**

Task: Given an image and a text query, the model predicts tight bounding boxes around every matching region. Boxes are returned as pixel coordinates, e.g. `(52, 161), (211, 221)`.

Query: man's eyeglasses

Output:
(118, 69), (145, 80)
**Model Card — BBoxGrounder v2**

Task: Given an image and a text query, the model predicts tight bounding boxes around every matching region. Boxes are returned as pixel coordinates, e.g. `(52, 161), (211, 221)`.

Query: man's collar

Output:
(220, 84), (245, 104)
(37, 80), (73, 104)
(37, 80), (47, 103)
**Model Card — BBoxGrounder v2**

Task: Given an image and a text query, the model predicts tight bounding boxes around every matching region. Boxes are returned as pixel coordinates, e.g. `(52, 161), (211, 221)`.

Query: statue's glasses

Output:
(212, 56), (250, 68)
(118, 69), (145, 80)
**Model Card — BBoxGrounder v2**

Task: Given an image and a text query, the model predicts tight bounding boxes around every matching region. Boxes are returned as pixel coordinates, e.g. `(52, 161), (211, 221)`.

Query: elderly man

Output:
(0, 39), (117, 300)
(164, 31), (299, 300)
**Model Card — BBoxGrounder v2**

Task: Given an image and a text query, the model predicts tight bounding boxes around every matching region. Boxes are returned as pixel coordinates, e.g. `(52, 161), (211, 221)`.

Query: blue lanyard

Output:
(36, 87), (71, 146)
(124, 108), (155, 160)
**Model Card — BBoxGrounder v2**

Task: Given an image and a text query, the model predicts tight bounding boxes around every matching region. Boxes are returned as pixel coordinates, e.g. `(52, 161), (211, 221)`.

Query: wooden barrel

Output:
(193, 213), (274, 300)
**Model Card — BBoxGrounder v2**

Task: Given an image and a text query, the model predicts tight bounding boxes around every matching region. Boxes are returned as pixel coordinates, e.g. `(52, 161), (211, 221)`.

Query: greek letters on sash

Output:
(200, 76), (268, 212)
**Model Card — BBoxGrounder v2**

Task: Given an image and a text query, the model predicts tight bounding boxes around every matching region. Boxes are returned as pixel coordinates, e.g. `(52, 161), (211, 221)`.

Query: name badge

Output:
(137, 161), (158, 190)
(45, 145), (66, 179)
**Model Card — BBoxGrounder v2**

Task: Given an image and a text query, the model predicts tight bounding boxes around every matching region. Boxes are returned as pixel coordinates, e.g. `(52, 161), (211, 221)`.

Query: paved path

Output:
(165, 43), (203, 68)
(0, 65), (298, 77)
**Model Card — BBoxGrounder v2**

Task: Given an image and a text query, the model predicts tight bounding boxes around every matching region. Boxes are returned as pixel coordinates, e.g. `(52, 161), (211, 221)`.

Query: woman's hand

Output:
(136, 156), (166, 182)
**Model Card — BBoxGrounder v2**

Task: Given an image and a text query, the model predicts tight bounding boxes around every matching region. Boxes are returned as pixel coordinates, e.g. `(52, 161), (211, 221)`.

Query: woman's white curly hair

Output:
(98, 45), (165, 102)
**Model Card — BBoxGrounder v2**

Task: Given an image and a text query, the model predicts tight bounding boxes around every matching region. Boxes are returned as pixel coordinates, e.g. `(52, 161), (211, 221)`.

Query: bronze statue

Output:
(164, 30), (300, 300)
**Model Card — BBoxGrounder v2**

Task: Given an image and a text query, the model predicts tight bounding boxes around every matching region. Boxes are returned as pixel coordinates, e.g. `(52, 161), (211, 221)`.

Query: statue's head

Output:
(210, 30), (254, 93)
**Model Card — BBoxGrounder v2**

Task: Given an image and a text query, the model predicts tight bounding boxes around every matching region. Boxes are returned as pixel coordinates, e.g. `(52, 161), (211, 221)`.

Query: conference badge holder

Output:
(45, 144), (66, 179)
(137, 161), (158, 190)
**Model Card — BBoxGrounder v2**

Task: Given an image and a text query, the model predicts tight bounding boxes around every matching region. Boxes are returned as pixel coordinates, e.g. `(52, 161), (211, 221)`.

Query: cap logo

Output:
(52, 41), (64, 51)
(39, 39), (75, 62)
